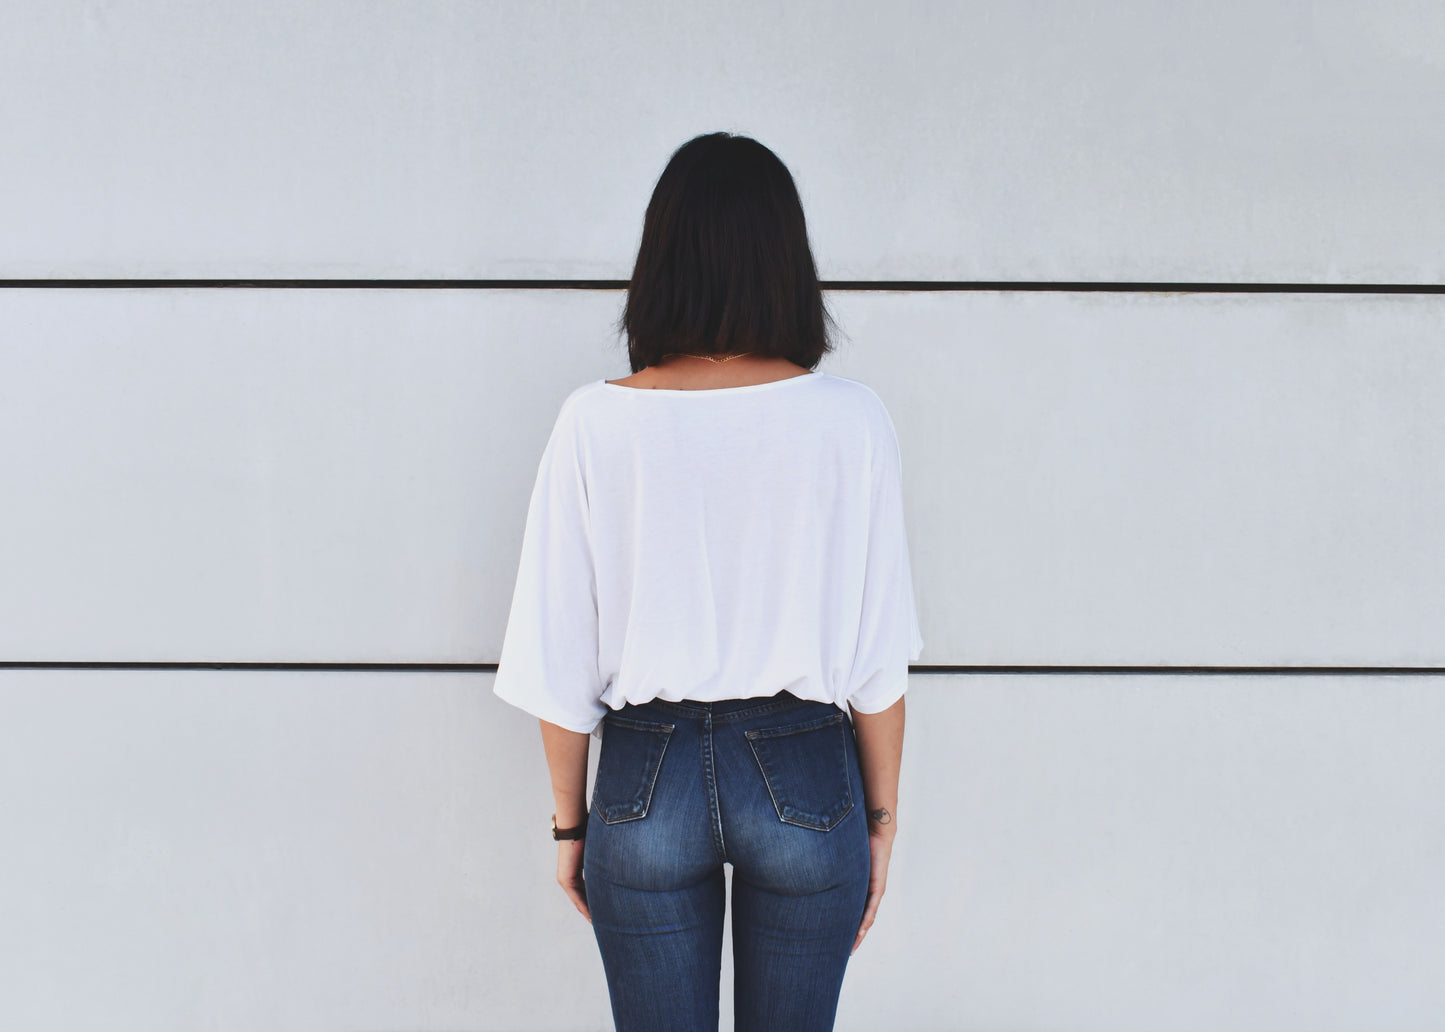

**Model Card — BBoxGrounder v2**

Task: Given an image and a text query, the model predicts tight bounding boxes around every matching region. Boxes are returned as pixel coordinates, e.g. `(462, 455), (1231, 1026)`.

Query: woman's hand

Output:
(557, 839), (590, 923)
(851, 817), (896, 954)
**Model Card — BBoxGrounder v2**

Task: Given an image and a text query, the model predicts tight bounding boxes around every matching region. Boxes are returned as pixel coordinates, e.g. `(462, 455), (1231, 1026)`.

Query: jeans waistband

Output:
(615, 689), (840, 725)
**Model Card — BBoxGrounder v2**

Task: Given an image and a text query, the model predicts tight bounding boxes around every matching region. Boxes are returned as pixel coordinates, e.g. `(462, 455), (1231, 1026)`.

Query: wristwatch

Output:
(551, 813), (586, 841)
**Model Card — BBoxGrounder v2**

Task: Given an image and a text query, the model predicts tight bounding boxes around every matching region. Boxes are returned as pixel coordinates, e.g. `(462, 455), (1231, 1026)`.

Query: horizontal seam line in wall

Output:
(1, 280), (1444, 294)
(2, 662), (1443, 675)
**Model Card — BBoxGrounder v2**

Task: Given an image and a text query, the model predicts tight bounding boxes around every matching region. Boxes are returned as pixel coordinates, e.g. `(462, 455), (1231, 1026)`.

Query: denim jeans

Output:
(583, 690), (871, 1032)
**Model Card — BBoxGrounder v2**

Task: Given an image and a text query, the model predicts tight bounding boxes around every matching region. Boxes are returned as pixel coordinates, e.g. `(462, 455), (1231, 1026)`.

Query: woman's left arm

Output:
(539, 718), (592, 922)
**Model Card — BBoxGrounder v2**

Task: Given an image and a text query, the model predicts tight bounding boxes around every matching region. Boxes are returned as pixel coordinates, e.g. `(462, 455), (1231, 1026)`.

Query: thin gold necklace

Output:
(659, 352), (756, 363)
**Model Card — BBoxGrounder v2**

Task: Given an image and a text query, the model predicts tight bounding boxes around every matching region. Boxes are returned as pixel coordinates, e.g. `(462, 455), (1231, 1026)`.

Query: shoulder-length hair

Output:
(616, 132), (837, 372)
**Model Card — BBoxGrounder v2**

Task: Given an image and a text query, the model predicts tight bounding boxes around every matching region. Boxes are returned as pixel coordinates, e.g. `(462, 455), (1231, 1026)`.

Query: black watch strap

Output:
(551, 813), (586, 841)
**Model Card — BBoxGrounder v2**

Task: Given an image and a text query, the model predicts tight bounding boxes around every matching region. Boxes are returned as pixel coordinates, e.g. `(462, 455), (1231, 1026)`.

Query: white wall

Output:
(1, 3), (1442, 1030)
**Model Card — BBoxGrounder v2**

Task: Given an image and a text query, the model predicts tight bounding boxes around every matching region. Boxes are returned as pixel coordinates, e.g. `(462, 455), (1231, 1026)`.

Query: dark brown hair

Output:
(616, 132), (837, 373)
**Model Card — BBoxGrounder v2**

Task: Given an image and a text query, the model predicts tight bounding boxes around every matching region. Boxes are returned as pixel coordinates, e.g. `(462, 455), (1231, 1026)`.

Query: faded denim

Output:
(583, 690), (871, 1032)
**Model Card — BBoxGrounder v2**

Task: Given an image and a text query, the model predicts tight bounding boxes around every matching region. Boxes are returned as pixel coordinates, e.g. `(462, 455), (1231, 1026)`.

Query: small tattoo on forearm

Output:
(868, 807), (892, 825)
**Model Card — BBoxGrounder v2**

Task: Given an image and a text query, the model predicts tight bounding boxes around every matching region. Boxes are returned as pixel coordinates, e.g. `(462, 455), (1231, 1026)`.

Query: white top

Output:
(491, 369), (924, 737)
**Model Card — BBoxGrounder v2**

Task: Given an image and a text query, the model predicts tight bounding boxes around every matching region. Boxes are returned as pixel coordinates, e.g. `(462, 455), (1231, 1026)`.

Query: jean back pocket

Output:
(745, 709), (854, 831)
(591, 714), (676, 824)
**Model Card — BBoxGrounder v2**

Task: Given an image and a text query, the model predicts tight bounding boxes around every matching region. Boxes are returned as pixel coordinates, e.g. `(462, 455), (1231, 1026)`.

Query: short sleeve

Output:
(491, 392), (606, 735)
(846, 404), (924, 713)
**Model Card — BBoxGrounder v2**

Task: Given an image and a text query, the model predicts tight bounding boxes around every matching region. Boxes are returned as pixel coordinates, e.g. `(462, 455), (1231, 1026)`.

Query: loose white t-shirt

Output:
(491, 369), (924, 737)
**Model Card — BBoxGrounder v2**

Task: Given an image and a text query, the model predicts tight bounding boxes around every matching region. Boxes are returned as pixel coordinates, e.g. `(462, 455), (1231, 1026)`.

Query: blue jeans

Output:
(583, 690), (871, 1032)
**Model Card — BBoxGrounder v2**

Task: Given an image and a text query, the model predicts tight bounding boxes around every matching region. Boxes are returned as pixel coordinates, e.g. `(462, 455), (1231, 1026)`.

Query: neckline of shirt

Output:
(598, 370), (824, 395)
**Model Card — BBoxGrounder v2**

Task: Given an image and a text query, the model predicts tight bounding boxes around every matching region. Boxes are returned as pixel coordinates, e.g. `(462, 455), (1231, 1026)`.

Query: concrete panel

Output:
(1, 1), (1442, 282)
(2, 288), (1442, 665)
(1, 670), (1440, 1031)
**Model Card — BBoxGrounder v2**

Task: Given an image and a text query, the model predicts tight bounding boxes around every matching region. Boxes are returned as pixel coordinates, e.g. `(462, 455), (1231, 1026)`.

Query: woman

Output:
(492, 132), (923, 1032)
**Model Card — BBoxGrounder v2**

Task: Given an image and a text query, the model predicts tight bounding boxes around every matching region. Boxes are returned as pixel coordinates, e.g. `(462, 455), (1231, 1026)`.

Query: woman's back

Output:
(491, 369), (924, 737)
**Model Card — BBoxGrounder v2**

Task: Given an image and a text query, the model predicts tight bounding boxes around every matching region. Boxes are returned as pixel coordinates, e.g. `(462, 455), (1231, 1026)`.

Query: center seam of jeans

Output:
(702, 710), (728, 864)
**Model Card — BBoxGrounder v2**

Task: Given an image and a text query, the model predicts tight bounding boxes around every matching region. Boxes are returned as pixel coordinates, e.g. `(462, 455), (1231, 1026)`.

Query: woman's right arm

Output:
(849, 693), (905, 953)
